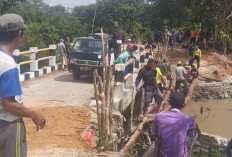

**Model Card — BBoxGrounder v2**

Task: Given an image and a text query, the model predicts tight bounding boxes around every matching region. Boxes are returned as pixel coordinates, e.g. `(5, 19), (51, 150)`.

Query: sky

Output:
(43, 0), (96, 8)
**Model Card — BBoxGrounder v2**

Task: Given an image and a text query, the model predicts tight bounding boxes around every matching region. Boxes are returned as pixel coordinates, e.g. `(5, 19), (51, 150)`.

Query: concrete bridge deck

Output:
(21, 71), (94, 108)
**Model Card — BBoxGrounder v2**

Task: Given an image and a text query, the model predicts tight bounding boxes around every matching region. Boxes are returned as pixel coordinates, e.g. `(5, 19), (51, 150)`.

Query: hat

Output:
(169, 92), (185, 108)
(177, 61), (182, 65)
(0, 14), (27, 32)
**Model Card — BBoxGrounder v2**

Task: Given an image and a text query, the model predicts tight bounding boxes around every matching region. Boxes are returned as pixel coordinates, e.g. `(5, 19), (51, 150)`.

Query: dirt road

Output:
(21, 71), (97, 157)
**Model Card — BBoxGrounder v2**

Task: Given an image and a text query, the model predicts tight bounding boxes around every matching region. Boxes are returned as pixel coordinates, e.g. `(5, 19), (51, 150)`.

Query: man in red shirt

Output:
(190, 27), (197, 46)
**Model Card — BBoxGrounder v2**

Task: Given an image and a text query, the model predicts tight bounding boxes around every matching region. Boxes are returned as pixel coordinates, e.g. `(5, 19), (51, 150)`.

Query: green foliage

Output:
(125, 144), (137, 157)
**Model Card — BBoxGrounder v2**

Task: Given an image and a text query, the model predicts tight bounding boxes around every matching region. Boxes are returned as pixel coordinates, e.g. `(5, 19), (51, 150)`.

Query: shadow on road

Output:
(54, 73), (93, 84)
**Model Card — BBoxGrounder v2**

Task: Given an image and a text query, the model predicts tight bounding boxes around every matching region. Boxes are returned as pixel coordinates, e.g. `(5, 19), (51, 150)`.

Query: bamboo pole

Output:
(97, 76), (107, 143)
(101, 28), (106, 88)
(93, 70), (101, 131)
(105, 66), (111, 141)
(109, 83), (114, 140)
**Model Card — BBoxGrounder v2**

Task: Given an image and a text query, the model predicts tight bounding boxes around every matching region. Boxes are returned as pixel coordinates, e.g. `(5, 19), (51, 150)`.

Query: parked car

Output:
(68, 33), (114, 79)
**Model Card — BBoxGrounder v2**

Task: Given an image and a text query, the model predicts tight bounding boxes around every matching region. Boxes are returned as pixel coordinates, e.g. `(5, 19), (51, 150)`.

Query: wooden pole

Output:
(97, 76), (107, 143)
(93, 70), (101, 131)
(105, 66), (111, 140)
(109, 83), (114, 140)
(101, 28), (106, 88)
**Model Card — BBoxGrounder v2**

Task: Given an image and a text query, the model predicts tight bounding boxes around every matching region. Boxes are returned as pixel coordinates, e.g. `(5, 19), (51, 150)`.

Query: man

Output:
(190, 65), (199, 79)
(58, 39), (67, 70)
(135, 59), (164, 113)
(64, 36), (70, 56)
(113, 25), (125, 58)
(151, 92), (197, 157)
(0, 14), (46, 157)
(190, 27), (197, 46)
(154, 60), (166, 93)
(188, 44), (194, 65)
(116, 45), (137, 64)
(207, 34), (214, 53)
(192, 46), (201, 69)
(175, 61), (189, 92)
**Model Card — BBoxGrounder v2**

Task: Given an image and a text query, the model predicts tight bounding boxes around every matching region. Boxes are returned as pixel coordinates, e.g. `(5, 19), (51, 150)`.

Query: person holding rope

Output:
(151, 92), (198, 157)
(0, 14), (46, 157)
(135, 59), (164, 113)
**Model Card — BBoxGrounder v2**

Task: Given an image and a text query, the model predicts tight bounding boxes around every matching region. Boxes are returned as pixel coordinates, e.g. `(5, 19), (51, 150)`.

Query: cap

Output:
(195, 46), (198, 49)
(177, 61), (182, 65)
(0, 14), (27, 32)
(169, 92), (185, 108)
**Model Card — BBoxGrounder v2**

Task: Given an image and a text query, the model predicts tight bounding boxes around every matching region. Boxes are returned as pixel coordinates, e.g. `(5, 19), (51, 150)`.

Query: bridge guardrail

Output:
(13, 45), (57, 81)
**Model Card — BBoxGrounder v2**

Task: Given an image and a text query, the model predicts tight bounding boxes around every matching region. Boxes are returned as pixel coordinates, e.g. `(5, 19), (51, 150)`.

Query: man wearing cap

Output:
(113, 25), (125, 58)
(136, 59), (164, 113)
(175, 61), (189, 92)
(0, 14), (46, 157)
(192, 46), (201, 69)
(151, 92), (197, 157)
(58, 39), (68, 70)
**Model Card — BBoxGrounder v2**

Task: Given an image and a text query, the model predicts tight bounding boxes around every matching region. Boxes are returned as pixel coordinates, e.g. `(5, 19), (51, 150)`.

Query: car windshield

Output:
(72, 39), (108, 53)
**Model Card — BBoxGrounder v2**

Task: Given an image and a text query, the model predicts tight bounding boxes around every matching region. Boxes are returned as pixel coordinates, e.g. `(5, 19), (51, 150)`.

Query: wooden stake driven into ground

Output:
(93, 70), (101, 131)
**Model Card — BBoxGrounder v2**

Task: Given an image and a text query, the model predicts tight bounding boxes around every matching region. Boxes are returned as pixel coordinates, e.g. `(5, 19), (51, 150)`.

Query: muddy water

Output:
(183, 99), (232, 139)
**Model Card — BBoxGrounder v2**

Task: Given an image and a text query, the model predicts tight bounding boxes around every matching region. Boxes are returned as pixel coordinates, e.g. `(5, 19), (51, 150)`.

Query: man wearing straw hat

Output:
(0, 14), (46, 157)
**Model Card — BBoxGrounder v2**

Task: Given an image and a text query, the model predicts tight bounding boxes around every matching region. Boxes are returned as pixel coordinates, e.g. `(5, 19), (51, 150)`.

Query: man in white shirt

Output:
(175, 61), (189, 92)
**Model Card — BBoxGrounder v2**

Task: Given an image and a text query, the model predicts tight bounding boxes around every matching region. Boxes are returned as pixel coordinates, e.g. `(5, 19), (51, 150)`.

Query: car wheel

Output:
(73, 72), (81, 80)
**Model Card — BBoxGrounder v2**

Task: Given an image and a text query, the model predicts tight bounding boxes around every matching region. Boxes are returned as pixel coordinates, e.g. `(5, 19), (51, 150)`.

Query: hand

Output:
(136, 87), (140, 92)
(32, 113), (46, 131)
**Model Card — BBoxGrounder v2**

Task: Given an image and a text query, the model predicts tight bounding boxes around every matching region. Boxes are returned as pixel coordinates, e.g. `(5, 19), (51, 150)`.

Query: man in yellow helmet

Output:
(175, 61), (189, 92)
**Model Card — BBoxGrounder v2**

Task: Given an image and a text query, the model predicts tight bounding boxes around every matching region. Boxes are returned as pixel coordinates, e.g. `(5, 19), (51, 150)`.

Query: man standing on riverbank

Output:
(151, 92), (197, 157)
(0, 14), (46, 157)
(135, 59), (164, 113)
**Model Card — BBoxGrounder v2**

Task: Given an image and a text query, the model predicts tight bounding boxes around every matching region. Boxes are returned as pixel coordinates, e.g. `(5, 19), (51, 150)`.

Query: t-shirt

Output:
(191, 30), (197, 38)
(0, 48), (23, 122)
(194, 49), (201, 58)
(156, 67), (162, 84)
(157, 64), (166, 76)
(191, 69), (199, 78)
(116, 51), (130, 64)
(151, 109), (196, 157)
(175, 66), (186, 81)
(58, 42), (66, 57)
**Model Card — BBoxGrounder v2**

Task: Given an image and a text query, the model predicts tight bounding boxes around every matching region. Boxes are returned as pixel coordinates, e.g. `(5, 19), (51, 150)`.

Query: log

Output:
(184, 78), (198, 106)
(98, 76), (107, 143)
(93, 70), (101, 131)
(120, 117), (148, 152)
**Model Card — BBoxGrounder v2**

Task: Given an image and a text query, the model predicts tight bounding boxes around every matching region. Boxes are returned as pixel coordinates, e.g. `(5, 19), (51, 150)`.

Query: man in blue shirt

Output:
(0, 14), (46, 157)
(116, 45), (138, 64)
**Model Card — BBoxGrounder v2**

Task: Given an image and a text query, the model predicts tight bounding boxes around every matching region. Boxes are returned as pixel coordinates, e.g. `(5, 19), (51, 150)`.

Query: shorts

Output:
(61, 56), (67, 66)
(0, 118), (27, 157)
(144, 88), (164, 105)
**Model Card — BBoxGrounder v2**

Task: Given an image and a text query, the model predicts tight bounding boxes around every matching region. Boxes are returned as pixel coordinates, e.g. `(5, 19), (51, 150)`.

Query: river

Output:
(183, 99), (232, 139)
